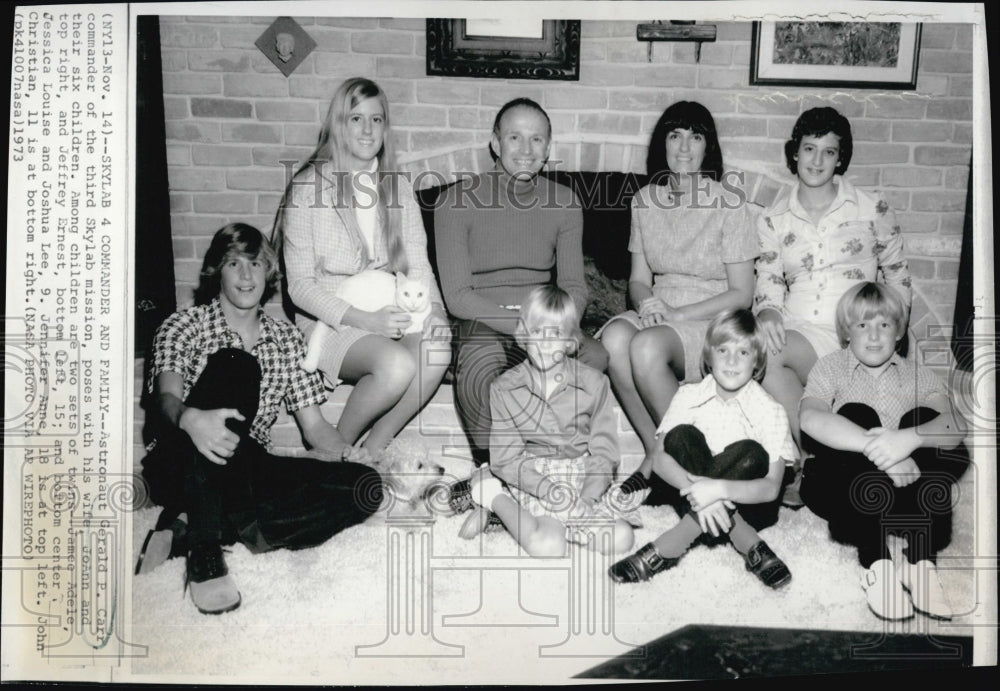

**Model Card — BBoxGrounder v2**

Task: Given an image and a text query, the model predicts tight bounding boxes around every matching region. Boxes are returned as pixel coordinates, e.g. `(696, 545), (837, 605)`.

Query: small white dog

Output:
(368, 440), (449, 520)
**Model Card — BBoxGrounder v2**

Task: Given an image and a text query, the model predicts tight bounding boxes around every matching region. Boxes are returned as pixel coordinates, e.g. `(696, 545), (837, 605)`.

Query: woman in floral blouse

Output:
(755, 107), (912, 449)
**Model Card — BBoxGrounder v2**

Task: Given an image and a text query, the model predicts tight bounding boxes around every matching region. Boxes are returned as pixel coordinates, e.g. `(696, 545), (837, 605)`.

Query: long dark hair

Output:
(194, 223), (280, 306)
(646, 100), (724, 184)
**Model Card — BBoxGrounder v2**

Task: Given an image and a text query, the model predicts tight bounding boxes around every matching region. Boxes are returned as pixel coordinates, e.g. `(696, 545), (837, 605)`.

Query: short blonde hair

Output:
(515, 285), (581, 355)
(701, 308), (768, 382)
(835, 282), (907, 347)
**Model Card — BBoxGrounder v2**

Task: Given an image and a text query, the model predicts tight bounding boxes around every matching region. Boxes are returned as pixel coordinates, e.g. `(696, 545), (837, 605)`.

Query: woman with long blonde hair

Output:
(273, 77), (450, 460)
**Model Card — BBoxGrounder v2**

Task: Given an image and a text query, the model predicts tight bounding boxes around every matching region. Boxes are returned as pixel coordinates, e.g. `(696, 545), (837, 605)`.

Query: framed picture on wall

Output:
(426, 18), (581, 80)
(750, 21), (922, 89)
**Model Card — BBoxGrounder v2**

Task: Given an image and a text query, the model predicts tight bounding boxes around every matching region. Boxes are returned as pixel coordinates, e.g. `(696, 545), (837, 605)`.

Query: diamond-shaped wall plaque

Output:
(256, 16), (316, 77)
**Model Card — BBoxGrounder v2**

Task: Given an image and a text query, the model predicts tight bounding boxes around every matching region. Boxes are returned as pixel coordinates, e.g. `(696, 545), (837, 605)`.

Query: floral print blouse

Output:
(754, 175), (912, 320)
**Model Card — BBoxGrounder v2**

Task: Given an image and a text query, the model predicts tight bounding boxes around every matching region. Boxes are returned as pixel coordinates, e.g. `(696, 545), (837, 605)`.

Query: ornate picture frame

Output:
(750, 21), (922, 89)
(426, 19), (581, 81)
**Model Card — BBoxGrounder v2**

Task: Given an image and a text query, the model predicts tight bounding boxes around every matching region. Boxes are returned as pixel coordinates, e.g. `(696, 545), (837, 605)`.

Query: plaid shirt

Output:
(802, 348), (948, 430)
(148, 298), (327, 448)
(656, 375), (797, 465)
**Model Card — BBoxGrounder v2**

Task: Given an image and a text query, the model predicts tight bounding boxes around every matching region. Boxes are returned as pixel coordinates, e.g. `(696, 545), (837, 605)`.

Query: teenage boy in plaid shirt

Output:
(138, 223), (382, 615)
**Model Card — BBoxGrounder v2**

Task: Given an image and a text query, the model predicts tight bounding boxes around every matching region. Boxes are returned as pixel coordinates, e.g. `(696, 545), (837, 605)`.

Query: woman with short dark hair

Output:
(754, 106), (912, 452)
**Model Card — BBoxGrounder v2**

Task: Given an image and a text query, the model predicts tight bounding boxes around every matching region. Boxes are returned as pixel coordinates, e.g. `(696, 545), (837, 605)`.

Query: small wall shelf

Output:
(637, 21), (717, 62)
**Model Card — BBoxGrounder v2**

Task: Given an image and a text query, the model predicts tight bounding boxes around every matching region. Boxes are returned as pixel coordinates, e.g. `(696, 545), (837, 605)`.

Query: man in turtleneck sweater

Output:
(435, 98), (609, 467)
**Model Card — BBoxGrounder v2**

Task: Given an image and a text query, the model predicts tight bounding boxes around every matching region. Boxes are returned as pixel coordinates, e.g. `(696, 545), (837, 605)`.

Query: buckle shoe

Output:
(744, 541), (792, 589)
(608, 543), (680, 583)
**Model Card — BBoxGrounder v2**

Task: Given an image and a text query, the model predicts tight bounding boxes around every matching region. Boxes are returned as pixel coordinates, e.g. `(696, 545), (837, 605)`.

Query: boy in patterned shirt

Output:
(609, 309), (796, 587)
(138, 224), (382, 615)
(799, 282), (969, 621)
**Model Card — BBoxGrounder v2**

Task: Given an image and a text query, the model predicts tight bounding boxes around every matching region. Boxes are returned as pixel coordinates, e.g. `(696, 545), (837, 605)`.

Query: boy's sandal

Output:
(898, 559), (953, 620)
(861, 558), (914, 621)
(608, 543), (680, 584)
(185, 544), (241, 615)
(484, 510), (505, 533)
(448, 478), (474, 515)
(744, 541), (792, 589)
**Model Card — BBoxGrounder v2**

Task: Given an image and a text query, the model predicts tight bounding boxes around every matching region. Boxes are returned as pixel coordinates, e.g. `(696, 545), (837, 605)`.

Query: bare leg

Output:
(490, 495), (633, 556)
(490, 495), (568, 557)
(760, 330), (818, 446)
(630, 325), (686, 476)
(336, 335), (417, 448)
(362, 333), (450, 453)
(601, 321), (658, 454)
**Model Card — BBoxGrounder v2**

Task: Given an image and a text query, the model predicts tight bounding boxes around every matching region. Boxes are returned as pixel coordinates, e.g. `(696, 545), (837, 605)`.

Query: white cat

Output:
(300, 270), (432, 373)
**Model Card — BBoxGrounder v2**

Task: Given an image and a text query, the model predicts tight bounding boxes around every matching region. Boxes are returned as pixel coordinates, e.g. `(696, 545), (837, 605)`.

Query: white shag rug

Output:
(129, 450), (978, 684)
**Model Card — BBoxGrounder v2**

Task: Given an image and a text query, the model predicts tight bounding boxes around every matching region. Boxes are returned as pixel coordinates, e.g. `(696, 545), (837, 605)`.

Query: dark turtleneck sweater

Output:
(434, 164), (588, 335)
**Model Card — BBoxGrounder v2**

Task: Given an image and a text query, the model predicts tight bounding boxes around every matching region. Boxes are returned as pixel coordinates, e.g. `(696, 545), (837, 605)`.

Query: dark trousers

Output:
(652, 424), (779, 532)
(799, 403), (970, 567)
(453, 318), (609, 459)
(142, 348), (383, 554)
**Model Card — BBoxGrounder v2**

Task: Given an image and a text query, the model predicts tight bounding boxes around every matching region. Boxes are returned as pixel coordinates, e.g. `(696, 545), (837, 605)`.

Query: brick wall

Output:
(159, 17), (973, 339)
(140, 16), (975, 469)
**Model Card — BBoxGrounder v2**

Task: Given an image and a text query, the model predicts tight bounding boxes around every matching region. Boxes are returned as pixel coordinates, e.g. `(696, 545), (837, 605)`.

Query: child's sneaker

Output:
(861, 559), (914, 621)
(898, 560), (953, 620)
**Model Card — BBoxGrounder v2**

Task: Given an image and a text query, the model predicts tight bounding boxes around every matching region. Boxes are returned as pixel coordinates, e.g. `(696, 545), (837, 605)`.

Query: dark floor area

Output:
(577, 624), (974, 680)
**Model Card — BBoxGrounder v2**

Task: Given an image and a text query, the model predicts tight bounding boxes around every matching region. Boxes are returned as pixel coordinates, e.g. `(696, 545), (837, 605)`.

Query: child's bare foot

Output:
(459, 506), (493, 539)
(305, 429), (354, 462)
(345, 445), (374, 464)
